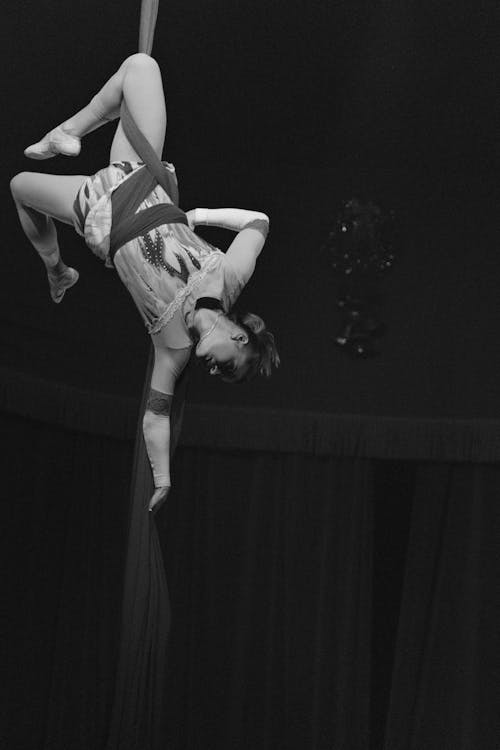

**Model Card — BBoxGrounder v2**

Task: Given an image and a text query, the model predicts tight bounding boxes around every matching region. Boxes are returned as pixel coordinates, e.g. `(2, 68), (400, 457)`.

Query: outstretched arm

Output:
(187, 207), (270, 285)
(144, 343), (190, 512)
(143, 389), (172, 512)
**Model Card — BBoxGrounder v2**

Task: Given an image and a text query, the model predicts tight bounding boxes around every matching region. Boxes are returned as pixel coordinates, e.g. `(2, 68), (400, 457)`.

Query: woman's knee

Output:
(124, 53), (160, 74)
(10, 172), (30, 201)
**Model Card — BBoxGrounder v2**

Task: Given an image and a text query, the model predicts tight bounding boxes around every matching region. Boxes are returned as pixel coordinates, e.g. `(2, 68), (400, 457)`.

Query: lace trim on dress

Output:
(147, 252), (223, 335)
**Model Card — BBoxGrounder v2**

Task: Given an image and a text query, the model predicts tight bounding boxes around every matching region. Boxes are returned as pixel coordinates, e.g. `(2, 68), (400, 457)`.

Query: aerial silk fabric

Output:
(105, 3), (186, 748)
(109, 104), (185, 260)
(105, 349), (188, 750)
(138, 0), (159, 59)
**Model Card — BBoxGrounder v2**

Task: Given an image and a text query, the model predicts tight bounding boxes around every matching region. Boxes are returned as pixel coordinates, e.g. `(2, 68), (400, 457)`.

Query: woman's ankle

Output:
(62, 97), (115, 138)
(45, 256), (66, 276)
(60, 119), (81, 137)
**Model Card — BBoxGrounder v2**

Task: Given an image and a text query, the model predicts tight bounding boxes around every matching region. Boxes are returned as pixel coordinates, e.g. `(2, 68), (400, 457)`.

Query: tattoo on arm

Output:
(146, 388), (173, 416)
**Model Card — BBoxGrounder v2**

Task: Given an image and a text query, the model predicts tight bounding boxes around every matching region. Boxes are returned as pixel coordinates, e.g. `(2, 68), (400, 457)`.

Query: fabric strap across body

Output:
(109, 102), (188, 263)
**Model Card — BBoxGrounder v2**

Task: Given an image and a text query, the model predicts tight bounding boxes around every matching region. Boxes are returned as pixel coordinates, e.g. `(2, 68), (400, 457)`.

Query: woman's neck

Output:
(193, 308), (224, 340)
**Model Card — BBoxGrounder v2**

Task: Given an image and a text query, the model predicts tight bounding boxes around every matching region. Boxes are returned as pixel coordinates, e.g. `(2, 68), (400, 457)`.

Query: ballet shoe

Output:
(24, 126), (81, 160)
(48, 267), (79, 303)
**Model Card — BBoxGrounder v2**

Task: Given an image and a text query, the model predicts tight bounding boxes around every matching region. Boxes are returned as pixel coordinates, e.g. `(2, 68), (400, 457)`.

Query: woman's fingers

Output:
(185, 209), (196, 231)
(148, 485), (170, 513)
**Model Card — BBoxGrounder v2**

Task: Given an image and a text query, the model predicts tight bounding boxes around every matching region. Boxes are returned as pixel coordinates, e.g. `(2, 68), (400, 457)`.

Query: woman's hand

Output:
(185, 209), (197, 231)
(149, 485), (170, 513)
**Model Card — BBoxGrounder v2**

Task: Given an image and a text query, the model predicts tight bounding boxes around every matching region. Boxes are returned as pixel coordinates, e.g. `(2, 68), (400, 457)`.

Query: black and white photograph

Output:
(1, 0), (498, 748)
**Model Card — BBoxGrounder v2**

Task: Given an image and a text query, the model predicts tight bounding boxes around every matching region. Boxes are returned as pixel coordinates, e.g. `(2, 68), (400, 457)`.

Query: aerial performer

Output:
(10, 50), (280, 513)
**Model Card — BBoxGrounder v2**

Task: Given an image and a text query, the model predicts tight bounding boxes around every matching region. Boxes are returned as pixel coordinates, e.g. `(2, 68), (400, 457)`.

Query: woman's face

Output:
(195, 326), (250, 382)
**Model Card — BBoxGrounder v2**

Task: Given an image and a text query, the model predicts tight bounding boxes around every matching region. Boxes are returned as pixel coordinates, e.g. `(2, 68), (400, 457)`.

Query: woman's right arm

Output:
(143, 390), (172, 512)
(187, 208), (270, 285)
(143, 345), (190, 512)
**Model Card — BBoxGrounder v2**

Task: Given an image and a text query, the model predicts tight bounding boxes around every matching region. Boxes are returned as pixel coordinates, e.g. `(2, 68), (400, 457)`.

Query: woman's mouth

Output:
(204, 357), (219, 376)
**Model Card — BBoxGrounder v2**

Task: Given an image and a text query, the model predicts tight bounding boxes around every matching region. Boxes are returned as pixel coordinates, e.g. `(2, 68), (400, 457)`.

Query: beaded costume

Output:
(74, 159), (245, 342)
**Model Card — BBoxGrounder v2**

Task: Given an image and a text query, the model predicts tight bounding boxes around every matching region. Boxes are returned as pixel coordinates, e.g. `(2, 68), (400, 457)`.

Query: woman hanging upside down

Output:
(11, 53), (279, 511)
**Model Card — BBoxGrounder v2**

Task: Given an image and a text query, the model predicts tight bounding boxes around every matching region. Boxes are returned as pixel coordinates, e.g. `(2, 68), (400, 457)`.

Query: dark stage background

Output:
(2, 0), (498, 416)
(1, 1), (499, 749)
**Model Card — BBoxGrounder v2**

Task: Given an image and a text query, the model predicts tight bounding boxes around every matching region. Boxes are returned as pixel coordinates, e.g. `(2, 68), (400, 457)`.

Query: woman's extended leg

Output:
(10, 172), (87, 302)
(25, 54), (166, 163)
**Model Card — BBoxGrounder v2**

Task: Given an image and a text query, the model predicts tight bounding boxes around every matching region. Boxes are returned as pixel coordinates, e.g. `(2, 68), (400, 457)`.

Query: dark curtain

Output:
(1, 413), (133, 750)
(2, 395), (499, 750)
(384, 463), (500, 750)
(160, 449), (373, 750)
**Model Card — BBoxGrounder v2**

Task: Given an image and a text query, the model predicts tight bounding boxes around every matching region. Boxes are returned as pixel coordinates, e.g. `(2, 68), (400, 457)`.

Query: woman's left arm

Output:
(187, 207), (269, 233)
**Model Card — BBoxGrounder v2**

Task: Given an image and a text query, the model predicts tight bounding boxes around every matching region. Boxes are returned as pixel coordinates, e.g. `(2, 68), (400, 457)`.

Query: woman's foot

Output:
(24, 126), (81, 160)
(47, 266), (79, 303)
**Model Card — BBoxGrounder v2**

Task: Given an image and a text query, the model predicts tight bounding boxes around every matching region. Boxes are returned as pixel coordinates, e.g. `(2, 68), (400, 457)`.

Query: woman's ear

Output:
(232, 332), (248, 345)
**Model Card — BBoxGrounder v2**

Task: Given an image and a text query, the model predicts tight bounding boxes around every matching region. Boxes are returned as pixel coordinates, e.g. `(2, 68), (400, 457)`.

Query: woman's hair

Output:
(227, 311), (280, 382)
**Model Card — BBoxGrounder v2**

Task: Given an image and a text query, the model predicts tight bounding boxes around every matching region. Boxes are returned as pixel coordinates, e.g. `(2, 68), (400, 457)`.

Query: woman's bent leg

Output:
(25, 54), (167, 162)
(107, 54), (166, 162)
(10, 172), (87, 302)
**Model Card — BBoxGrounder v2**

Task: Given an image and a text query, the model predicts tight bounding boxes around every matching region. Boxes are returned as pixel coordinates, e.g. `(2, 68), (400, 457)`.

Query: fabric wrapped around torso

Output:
(73, 162), (245, 343)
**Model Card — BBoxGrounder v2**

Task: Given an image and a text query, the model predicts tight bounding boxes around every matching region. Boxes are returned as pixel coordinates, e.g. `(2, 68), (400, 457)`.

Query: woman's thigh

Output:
(10, 172), (88, 226)
(109, 54), (167, 163)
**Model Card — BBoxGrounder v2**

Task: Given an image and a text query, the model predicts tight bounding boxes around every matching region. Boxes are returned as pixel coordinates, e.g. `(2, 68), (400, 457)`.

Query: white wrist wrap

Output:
(153, 475), (171, 489)
(195, 208), (209, 225)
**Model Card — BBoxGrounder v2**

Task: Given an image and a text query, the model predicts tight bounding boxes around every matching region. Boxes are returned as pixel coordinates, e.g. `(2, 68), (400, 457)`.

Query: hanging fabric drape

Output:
(138, 0), (159, 57)
(105, 349), (188, 750)
(105, 2), (189, 748)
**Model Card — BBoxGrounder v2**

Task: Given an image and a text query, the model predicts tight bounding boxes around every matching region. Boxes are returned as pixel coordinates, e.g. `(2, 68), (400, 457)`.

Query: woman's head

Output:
(195, 311), (280, 383)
